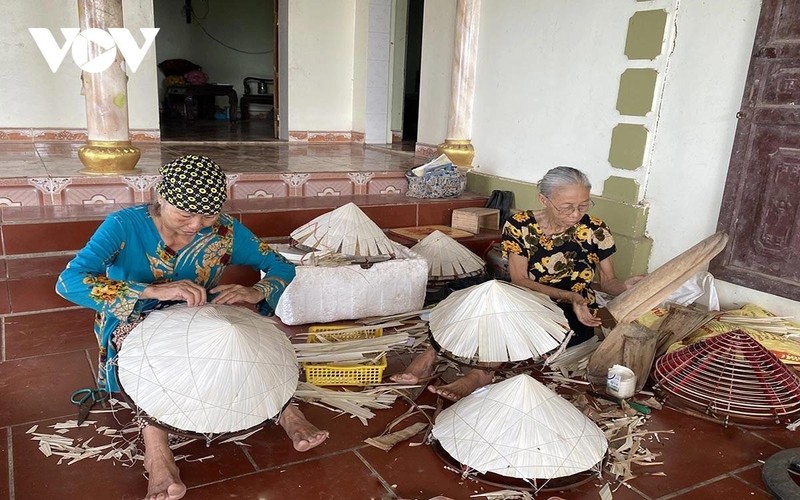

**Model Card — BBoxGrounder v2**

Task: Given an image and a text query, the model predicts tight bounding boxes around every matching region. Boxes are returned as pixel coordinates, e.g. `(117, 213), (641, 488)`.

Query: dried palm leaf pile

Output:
(293, 332), (409, 364)
(715, 312), (800, 337)
(293, 381), (404, 425)
(430, 280), (570, 363)
(29, 399), (223, 467)
(556, 386), (671, 486)
(118, 304), (299, 436)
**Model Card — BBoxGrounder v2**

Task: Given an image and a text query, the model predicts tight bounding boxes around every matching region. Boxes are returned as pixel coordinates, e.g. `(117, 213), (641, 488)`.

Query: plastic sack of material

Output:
(660, 271), (719, 310)
(274, 242), (428, 325)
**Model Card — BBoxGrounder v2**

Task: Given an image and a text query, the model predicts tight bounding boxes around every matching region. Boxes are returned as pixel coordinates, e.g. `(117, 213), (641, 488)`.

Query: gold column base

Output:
(437, 139), (475, 167)
(78, 140), (141, 175)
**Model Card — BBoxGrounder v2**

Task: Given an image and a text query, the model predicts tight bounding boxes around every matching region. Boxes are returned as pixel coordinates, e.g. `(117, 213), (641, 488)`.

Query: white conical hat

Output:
(118, 304), (299, 435)
(411, 230), (485, 280)
(432, 374), (607, 479)
(430, 280), (569, 362)
(290, 202), (395, 257)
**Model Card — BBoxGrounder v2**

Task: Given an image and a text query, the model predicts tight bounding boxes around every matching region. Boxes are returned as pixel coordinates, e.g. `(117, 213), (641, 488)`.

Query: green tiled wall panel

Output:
(603, 176), (640, 203)
(617, 68), (658, 116)
(610, 233), (653, 277)
(466, 172), (651, 277)
(625, 10), (668, 60)
(466, 172), (542, 210)
(608, 124), (648, 170)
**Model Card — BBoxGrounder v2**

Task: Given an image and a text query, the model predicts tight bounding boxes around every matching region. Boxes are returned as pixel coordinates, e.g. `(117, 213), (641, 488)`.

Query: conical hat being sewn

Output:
(430, 280), (569, 362)
(411, 230), (485, 281)
(118, 304), (299, 435)
(290, 202), (395, 257)
(432, 374), (607, 479)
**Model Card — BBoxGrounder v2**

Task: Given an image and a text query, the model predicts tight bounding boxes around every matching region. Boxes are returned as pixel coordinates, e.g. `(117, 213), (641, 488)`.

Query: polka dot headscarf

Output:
(157, 155), (227, 215)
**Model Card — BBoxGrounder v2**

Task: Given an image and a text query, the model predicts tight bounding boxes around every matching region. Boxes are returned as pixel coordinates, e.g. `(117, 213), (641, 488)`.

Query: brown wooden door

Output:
(711, 0), (800, 301)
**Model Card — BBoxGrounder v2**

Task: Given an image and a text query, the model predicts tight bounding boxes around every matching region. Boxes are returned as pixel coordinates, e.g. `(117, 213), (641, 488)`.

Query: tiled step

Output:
(0, 170), (410, 208)
(0, 193), (489, 316)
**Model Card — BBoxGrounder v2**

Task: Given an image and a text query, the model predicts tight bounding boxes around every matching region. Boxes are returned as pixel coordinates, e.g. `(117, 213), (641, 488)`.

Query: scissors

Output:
(70, 388), (109, 425)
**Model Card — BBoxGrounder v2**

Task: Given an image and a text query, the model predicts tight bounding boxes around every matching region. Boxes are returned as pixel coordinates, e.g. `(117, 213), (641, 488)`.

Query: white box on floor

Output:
(274, 242), (428, 325)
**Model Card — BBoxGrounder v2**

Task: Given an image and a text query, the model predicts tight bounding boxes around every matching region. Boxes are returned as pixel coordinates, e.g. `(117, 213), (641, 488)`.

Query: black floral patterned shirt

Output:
(501, 211), (616, 309)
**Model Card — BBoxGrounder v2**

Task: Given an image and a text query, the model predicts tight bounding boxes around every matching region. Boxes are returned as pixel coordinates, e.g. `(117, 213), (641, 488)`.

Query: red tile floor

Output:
(1, 307), (798, 500)
(0, 136), (797, 499)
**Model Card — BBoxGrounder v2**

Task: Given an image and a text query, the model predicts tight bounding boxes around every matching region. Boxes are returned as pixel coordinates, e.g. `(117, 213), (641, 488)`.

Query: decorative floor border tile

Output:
(0, 170), (408, 207)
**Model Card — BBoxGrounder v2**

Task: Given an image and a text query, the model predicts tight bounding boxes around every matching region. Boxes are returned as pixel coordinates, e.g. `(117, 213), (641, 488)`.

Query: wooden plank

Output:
(388, 225), (474, 241)
(607, 232), (728, 324)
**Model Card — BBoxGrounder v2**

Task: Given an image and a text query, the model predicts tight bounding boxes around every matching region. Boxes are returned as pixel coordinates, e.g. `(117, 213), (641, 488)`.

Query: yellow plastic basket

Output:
(304, 325), (386, 386)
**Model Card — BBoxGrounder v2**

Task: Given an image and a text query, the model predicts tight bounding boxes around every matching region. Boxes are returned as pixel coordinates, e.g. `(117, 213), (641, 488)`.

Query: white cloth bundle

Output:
(275, 243), (428, 325)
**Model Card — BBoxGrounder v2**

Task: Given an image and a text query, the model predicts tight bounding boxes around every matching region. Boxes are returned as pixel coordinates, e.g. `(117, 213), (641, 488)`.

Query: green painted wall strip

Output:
(466, 171), (652, 276)
(625, 9), (668, 60)
(617, 68), (658, 116)
(608, 123), (648, 170)
(603, 176), (640, 203)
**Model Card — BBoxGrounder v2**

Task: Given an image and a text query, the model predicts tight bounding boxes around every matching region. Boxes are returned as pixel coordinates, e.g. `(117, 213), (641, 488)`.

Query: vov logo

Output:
(28, 28), (159, 73)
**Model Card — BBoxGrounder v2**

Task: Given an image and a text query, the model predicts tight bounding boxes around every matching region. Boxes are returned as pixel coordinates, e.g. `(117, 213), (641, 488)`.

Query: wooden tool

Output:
(655, 305), (715, 357)
(606, 232), (728, 324)
(586, 322), (654, 386)
(623, 325), (660, 393)
(587, 232), (728, 391)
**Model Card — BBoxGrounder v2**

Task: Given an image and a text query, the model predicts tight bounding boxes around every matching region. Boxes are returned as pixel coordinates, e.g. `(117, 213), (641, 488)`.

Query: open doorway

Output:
(400, 0), (423, 144)
(385, 0), (423, 151)
(153, 0), (279, 141)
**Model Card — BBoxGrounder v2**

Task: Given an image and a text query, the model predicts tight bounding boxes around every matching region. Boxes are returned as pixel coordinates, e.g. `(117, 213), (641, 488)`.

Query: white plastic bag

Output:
(594, 271), (720, 310)
(661, 271), (720, 310)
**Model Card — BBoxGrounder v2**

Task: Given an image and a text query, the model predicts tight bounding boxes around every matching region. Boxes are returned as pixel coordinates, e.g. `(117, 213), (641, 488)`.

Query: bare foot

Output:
(279, 404), (329, 452)
(390, 346), (438, 384)
(428, 369), (494, 402)
(142, 426), (186, 500)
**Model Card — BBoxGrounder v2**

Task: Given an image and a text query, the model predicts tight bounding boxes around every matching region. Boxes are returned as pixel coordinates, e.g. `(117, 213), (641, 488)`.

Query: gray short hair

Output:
(538, 166), (591, 197)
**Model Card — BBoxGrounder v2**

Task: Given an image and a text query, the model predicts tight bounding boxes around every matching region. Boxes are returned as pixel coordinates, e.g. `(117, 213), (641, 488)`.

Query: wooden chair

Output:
(240, 77), (274, 120)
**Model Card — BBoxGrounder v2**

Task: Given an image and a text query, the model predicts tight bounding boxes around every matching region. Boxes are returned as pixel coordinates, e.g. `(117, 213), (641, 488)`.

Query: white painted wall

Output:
(470, 0), (640, 193)
(645, 0), (798, 316)
(464, 0), (797, 315)
(416, 0), (456, 146)
(287, 0), (356, 131)
(153, 0), (274, 106)
(0, 0), (159, 130)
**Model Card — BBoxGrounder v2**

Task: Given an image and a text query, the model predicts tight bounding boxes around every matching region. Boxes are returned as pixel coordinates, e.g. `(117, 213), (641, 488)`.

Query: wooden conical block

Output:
(586, 322), (656, 386)
(607, 232), (728, 324)
(623, 325), (660, 393)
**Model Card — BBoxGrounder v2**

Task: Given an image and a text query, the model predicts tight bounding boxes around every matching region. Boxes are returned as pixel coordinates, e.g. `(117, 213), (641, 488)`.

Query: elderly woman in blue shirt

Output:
(57, 155), (327, 500)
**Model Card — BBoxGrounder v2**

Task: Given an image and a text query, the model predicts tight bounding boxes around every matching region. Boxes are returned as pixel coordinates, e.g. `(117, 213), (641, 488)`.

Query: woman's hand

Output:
(570, 293), (602, 328)
(210, 284), (264, 305)
(624, 275), (646, 290)
(140, 280), (207, 306)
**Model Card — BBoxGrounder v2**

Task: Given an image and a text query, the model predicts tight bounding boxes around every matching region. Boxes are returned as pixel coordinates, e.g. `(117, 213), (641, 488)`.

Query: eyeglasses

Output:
(544, 196), (595, 215)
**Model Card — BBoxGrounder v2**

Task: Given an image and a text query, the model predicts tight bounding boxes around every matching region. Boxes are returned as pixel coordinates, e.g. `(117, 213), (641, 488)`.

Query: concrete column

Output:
(437, 0), (480, 167)
(77, 0), (140, 174)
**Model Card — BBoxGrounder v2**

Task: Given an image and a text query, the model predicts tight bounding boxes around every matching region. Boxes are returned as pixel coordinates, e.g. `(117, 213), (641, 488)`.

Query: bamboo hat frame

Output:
(290, 202), (395, 257)
(653, 329), (800, 425)
(432, 374), (608, 480)
(429, 280), (570, 363)
(118, 304), (299, 438)
(410, 230), (485, 282)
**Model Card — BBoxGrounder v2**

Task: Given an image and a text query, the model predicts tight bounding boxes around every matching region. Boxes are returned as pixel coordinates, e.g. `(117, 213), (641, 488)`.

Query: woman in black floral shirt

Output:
(502, 166), (640, 346)
(391, 167), (639, 401)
